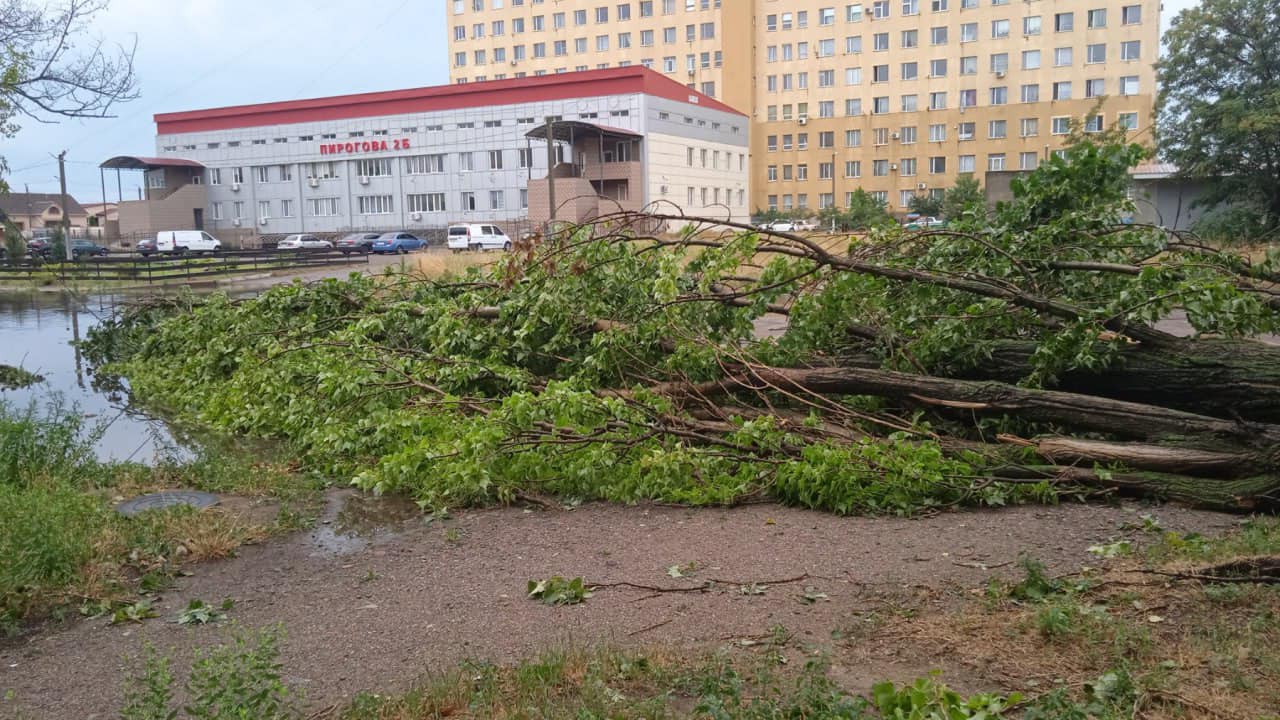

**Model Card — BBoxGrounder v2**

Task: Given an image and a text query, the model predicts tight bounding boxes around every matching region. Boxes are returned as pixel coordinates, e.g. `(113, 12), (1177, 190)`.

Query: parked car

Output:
(447, 223), (512, 252)
(154, 230), (221, 254)
(26, 238), (53, 257)
(70, 240), (109, 259)
(278, 234), (333, 250)
(136, 237), (158, 256)
(761, 220), (795, 232)
(370, 232), (426, 254)
(335, 232), (381, 254)
(903, 216), (945, 230)
(793, 219), (818, 232)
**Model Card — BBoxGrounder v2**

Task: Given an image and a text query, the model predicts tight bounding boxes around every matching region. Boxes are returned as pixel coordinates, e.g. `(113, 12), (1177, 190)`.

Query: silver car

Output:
(278, 234), (333, 250)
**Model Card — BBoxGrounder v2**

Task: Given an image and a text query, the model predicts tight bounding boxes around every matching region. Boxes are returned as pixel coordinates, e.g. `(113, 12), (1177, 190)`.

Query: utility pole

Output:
(57, 151), (72, 261)
(544, 117), (557, 235)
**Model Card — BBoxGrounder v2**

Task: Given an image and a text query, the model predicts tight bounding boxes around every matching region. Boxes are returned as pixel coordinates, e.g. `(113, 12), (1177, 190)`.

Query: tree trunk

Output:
(993, 465), (1277, 513)
(953, 338), (1280, 424)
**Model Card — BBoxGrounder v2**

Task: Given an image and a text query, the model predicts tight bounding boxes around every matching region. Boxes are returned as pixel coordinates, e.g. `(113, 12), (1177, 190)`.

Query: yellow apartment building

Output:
(449, 0), (1159, 216)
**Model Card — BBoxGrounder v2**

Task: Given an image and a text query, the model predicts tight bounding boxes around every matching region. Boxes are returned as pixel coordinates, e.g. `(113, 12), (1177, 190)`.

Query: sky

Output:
(5, 0), (1199, 204)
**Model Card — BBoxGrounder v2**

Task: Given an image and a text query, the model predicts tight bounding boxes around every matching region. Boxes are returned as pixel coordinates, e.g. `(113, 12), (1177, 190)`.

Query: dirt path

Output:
(0, 496), (1235, 718)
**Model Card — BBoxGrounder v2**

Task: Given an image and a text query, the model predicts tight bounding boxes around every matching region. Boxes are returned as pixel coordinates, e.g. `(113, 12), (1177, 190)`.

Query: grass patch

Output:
(0, 398), (321, 632)
(0, 363), (44, 390)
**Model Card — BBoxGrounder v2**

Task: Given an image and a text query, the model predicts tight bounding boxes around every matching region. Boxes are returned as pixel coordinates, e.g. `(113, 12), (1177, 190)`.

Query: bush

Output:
(1191, 202), (1276, 246)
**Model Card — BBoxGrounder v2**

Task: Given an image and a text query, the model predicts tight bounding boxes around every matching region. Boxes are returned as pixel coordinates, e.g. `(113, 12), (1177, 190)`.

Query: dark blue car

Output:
(370, 232), (426, 254)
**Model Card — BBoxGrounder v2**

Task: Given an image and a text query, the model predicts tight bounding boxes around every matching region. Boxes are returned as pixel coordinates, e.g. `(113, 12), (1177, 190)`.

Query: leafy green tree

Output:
(940, 174), (985, 223)
(0, 0), (139, 192)
(907, 193), (944, 218)
(818, 188), (894, 231)
(1158, 0), (1280, 225)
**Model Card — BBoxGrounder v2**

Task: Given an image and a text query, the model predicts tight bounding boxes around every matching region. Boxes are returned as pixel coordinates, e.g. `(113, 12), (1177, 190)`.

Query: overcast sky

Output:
(6, 0), (1199, 203)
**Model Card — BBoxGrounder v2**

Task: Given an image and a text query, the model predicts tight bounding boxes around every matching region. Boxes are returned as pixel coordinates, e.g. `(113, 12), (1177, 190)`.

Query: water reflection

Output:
(0, 292), (183, 462)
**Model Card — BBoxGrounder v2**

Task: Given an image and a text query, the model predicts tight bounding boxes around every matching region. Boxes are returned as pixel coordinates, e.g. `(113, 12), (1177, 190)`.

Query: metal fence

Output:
(0, 248), (369, 285)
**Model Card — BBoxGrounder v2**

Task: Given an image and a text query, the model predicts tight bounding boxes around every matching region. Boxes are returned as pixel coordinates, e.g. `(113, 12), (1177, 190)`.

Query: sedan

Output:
(70, 240), (109, 258)
(370, 232), (426, 254)
(335, 232), (380, 254)
(278, 234), (333, 250)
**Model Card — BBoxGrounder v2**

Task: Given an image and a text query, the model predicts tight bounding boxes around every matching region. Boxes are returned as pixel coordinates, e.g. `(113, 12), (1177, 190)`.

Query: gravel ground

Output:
(0, 496), (1237, 718)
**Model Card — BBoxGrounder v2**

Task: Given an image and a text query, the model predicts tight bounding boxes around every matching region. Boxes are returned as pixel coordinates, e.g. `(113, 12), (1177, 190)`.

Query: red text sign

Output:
(319, 138), (411, 155)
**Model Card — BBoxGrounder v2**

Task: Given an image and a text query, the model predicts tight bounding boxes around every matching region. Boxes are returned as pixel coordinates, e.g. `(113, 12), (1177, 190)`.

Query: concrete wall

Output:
(1131, 178), (1213, 231)
(118, 184), (209, 237)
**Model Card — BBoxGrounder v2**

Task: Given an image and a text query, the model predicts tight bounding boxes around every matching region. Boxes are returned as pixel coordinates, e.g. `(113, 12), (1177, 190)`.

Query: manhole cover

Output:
(117, 490), (220, 517)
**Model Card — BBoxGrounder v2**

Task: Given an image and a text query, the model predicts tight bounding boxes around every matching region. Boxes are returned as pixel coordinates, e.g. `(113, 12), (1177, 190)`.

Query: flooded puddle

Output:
(308, 489), (423, 555)
(0, 292), (185, 462)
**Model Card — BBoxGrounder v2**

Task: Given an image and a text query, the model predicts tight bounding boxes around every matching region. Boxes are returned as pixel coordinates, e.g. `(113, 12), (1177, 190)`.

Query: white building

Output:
(106, 67), (750, 241)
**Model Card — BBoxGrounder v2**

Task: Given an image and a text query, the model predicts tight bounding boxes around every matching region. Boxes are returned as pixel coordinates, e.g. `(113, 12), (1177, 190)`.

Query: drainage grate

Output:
(117, 490), (220, 517)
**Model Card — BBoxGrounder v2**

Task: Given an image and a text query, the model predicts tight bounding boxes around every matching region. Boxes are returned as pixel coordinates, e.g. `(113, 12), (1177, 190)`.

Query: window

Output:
(819, 100), (835, 117)
(873, 159), (889, 176)
(929, 91), (947, 109)
(819, 131), (836, 148)
(1022, 49), (1040, 69)
(958, 121), (975, 140)
(988, 153), (1005, 171)
(845, 160), (862, 177)
(459, 152), (475, 171)
(847, 3), (863, 22)
(640, 0), (653, 15)
(929, 156), (946, 174)
(1085, 78), (1105, 97)
(1122, 4), (1141, 24)
(901, 29), (918, 48)
(1051, 116), (1071, 134)
(873, 64), (889, 82)
(874, 127), (889, 145)
(960, 55), (977, 74)
(1056, 12), (1073, 32)
(960, 22), (977, 42)
(356, 158), (393, 177)
(990, 86), (1007, 105)
(210, 202), (223, 220)
(819, 69), (835, 86)
(845, 129), (862, 146)
(1053, 81), (1072, 100)
(1120, 40), (1140, 61)
(988, 119), (1007, 138)
(257, 200), (270, 220)
(701, 22), (715, 39)
(618, 3), (630, 20)
(958, 155), (975, 173)
(308, 198), (340, 217)
(901, 61), (917, 80)
(845, 35), (862, 53)
(899, 158), (917, 175)
(489, 190), (505, 210)
(929, 123), (946, 142)
(930, 58), (947, 76)
(901, 94), (918, 111)
(231, 167), (244, 184)
(1120, 75), (1139, 95)
(1054, 47), (1072, 66)
(405, 154), (445, 174)
(931, 0), (947, 10)
(846, 67), (862, 84)
(208, 168), (221, 185)
(1020, 152), (1038, 170)
(461, 192), (477, 211)
(873, 96), (889, 113)
(900, 125), (917, 143)
(1088, 8), (1106, 27)
(991, 52), (1008, 73)
(872, 0), (889, 18)
(873, 32), (889, 50)
(253, 166), (268, 183)
(846, 98), (863, 115)
(487, 150), (504, 170)
(307, 162), (337, 180)
(1086, 43), (1106, 63)
(280, 199), (294, 218)
(959, 88), (976, 107)
(1021, 83), (1039, 102)
(595, 6), (608, 22)
(1118, 111), (1139, 130)
(767, 165), (778, 182)
(819, 38), (836, 56)
(1020, 117), (1038, 137)
(931, 26), (947, 44)
(991, 19), (1009, 38)
(819, 161), (835, 180)
(1022, 15), (1040, 35)
(406, 193), (447, 214)
(357, 195), (393, 214)
(903, 0), (918, 15)
(1084, 114), (1104, 133)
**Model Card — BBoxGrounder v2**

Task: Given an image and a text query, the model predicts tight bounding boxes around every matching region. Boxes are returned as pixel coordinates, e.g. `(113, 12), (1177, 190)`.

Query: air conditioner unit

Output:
(359, 176), (370, 185)
(511, 60), (518, 66)
(917, 182), (928, 190)
(259, 218), (268, 226)
(890, 163), (898, 170)
(995, 70), (1006, 78)
(308, 178), (320, 188)
(410, 211), (422, 220)
(230, 182), (241, 192)
(798, 116), (808, 125)
(687, 69), (695, 77)
(232, 218), (242, 227)
(891, 131), (900, 139)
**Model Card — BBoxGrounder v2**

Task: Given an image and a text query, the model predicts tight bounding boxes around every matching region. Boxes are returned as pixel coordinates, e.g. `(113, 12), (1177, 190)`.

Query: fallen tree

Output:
(84, 132), (1280, 514)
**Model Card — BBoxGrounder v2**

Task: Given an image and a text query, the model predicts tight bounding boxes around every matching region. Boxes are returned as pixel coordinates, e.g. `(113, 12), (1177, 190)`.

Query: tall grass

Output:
(0, 397), (101, 487)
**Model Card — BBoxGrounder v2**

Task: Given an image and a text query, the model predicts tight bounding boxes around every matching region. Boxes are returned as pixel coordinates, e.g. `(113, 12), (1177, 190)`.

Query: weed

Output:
(527, 576), (592, 605)
(871, 674), (1021, 718)
(176, 598), (234, 625)
(442, 527), (461, 543)
(111, 599), (159, 625)
(696, 656), (867, 719)
(120, 643), (175, 720)
(1009, 554), (1063, 603)
(1035, 604), (1074, 639)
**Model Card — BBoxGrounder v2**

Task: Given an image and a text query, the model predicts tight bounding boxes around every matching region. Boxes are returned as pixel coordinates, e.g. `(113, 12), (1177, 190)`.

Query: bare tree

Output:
(0, 0), (138, 190)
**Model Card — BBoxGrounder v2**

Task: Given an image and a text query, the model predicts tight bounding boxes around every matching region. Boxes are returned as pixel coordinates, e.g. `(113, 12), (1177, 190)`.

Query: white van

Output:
(447, 223), (511, 252)
(153, 230), (221, 255)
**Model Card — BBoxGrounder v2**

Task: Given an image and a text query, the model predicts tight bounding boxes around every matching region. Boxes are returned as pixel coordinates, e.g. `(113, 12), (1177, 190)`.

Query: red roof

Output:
(154, 67), (744, 135)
